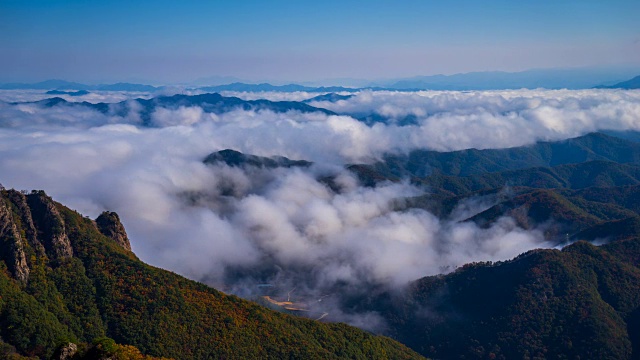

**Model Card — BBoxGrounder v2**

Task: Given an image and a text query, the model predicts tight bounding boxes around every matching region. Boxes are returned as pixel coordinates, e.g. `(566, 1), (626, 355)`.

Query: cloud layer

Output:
(0, 88), (638, 328)
(4, 88), (640, 162)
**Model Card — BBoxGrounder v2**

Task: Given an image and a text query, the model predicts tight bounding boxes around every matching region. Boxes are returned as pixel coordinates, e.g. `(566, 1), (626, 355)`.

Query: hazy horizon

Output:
(2, 65), (640, 89)
(2, 1), (639, 85)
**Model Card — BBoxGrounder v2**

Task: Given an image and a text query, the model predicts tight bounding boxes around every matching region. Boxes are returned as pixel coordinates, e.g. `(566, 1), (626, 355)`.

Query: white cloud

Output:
(0, 89), (154, 104)
(0, 88), (637, 328)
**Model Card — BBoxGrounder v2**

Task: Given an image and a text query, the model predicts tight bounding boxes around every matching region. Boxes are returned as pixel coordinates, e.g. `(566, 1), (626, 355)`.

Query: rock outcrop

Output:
(5, 190), (45, 257)
(55, 342), (78, 360)
(96, 211), (131, 251)
(26, 190), (73, 259)
(0, 189), (134, 283)
(0, 192), (29, 283)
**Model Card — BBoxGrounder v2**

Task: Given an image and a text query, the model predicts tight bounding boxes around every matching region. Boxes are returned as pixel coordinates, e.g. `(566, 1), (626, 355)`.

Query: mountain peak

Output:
(96, 211), (131, 251)
(204, 149), (312, 169)
(595, 74), (640, 89)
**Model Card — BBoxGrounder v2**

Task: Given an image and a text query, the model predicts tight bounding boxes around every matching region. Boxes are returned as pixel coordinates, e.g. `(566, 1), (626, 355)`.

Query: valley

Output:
(1, 89), (640, 359)
(3, 2), (639, 358)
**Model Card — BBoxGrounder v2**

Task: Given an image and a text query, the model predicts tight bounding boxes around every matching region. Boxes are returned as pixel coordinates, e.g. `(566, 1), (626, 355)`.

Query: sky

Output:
(1, 0), (639, 84)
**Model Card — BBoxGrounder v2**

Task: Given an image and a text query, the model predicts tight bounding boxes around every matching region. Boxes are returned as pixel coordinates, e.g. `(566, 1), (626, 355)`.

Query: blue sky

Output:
(1, 0), (639, 84)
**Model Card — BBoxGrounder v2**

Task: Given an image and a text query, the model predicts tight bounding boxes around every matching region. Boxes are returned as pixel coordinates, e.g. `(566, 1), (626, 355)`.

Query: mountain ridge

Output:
(20, 93), (337, 127)
(352, 132), (640, 180)
(595, 75), (640, 89)
(364, 239), (640, 359)
(0, 188), (425, 359)
(6, 66), (640, 91)
(0, 80), (158, 92)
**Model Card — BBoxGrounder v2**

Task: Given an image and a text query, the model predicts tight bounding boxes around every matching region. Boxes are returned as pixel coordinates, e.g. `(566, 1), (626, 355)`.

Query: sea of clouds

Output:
(1, 88), (639, 329)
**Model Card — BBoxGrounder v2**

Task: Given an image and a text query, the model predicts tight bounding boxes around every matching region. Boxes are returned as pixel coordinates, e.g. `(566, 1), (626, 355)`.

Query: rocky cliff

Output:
(0, 187), (424, 360)
(96, 211), (131, 251)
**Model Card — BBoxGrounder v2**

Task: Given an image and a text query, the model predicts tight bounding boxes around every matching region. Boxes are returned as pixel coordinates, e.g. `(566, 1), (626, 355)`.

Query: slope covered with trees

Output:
(362, 238), (640, 359)
(337, 131), (640, 359)
(355, 132), (640, 179)
(0, 188), (424, 359)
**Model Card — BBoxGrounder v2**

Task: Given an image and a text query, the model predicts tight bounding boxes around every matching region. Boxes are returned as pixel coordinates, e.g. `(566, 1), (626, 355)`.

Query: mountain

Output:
(353, 132), (640, 180)
(46, 90), (91, 96)
(202, 138), (640, 241)
(379, 67), (640, 90)
(196, 141), (640, 359)
(413, 160), (640, 196)
(4, 67), (639, 92)
(342, 133), (640, 243)
(197, 82), (360, 93)
(0, 80), (159, 92)
(26, 93), (337, 126)
(133, 93), (335, 115)
(468, 188), (607, 237)
(2, 136), (638, 359)
(0, 79), (92, 90)
(303, 93), (355, 103)
(189, 75), (246, 86)
(596, 75), (640, 89)
(358, 239), (640, 359)
(0, 188), (424, 359)
(335, 131), (640, 358)
(204, 149), (312, 169)
(574, 216), (640, 244)
(1, 80), (364, 93)
(600, 130), (640, 143)
(94, 83), (157, 92)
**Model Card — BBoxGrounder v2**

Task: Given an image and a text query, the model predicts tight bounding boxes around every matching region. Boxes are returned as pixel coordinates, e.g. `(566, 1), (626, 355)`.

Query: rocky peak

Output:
(0, 191), (30, 283)
(4, 190), (45, 257)
(96, 211), (131, 251)
(26, 190), (73, 259)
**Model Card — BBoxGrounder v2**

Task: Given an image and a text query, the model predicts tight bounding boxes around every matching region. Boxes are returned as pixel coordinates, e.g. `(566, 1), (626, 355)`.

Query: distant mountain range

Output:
(45, 89), (90, 96)
(352, 132), (640, 179)
(377, 68), (640, 90)
(22, 93), (336, 126)
(595, 75), (640, 89)
(15, 92), (640, 134)
(4, 68), (640, 92)
(198, 82), (363, 93)
(0, 79), (159, 92)
(204, 131), (640, 242)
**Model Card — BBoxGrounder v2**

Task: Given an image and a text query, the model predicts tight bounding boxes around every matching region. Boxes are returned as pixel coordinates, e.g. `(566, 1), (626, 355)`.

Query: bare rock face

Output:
(55, 342), (78, 360)
(0, 192), (30, 283)
(0, 189), (77, 281)
(96, 211), (131, 251)
(4, 190), (45, 257)
(26, 191), (73, 259)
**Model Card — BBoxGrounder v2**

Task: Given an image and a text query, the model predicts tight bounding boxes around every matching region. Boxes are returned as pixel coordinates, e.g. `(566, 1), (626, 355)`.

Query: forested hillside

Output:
(0, 188), (424, 359)
(336, 132), (640, 359)
(359, 237), (640, 359)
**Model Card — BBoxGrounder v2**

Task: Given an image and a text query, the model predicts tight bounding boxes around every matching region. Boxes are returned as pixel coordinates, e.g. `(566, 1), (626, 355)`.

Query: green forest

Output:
(0, 189), (423, 359)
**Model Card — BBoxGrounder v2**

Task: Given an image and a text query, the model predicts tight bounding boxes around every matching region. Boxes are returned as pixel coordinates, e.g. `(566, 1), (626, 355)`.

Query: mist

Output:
(0, 88), (638, 330)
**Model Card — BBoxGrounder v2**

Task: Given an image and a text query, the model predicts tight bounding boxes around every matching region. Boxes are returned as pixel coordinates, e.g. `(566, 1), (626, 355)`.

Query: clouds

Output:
(0, 111), (549, 288)
(5, 88), (640, 163)
(0, 89), (154, 104)
(0, 88), (638, 328)
(310, 89), (640, 152)
(219, 91), (327, 102)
